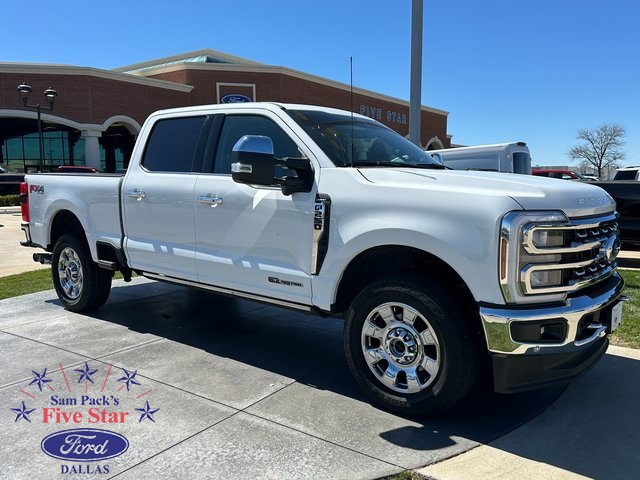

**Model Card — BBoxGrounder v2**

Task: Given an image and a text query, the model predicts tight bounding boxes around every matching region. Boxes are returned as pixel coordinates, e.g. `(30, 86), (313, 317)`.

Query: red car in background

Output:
(532, 169), (580, 180)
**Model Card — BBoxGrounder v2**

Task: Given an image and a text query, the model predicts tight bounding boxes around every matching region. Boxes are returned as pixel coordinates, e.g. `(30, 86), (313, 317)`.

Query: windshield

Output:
(287, 110), (443, 169)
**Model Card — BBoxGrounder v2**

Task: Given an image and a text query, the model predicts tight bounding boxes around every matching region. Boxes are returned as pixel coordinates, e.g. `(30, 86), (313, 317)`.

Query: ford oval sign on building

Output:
(41, 428), (129, 462)
(221, 94), (252, 104)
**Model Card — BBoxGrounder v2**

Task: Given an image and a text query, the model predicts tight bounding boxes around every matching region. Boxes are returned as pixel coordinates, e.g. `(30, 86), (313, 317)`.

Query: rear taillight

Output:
(20, 182), (29, 222)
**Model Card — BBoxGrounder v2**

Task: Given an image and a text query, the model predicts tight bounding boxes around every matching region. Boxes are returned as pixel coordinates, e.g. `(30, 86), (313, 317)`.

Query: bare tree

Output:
(568, 123), (626, 178)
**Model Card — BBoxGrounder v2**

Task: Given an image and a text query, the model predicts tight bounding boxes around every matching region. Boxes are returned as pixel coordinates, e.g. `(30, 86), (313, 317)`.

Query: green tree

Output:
(568, 123), (625, 178)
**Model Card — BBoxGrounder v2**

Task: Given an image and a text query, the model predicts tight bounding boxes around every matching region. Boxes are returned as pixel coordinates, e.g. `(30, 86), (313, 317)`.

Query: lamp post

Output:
(17, 83), (58, 172)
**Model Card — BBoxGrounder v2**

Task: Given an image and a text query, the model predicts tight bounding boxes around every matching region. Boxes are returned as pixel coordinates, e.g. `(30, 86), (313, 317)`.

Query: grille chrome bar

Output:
(519, 213), (620, 296)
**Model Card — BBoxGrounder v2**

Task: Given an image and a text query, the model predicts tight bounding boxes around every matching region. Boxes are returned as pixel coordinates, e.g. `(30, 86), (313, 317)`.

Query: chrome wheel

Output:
(361, 302), (441, 394)
(58, 247), (84, 300)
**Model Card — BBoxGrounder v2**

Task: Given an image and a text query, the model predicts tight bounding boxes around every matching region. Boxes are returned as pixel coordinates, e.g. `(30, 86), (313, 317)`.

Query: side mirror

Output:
(231, 134), (314, 196)
(231, 135), (276, 186)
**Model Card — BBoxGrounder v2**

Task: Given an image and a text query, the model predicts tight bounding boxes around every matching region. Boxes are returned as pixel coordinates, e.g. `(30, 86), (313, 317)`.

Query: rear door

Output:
(193, 110), (317, 305)
(122, 113), (210, 280)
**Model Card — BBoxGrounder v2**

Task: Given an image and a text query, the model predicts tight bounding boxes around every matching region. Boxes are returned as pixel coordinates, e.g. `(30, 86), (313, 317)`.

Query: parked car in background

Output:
(0, 165), (25, 195)
(576, 173), (600, 182)
(531, 169), (580, 180)
(613, 166), (640, 181)
(428, 142), (531, 174)
(592, 166), (640, 246)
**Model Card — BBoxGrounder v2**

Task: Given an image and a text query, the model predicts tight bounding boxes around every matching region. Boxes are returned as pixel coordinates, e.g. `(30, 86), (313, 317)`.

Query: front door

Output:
(194, 112), (316, 305)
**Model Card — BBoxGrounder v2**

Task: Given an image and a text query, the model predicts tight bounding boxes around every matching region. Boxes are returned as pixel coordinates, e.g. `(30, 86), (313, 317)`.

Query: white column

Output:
(81, 130), (102, 170)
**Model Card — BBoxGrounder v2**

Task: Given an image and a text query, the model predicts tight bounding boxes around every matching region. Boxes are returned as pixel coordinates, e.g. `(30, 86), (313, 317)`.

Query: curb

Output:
(0, 206), (21, 215)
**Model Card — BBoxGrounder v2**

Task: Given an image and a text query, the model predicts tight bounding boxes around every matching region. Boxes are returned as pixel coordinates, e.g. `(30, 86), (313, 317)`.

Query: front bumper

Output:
(480, 272), (625, 393)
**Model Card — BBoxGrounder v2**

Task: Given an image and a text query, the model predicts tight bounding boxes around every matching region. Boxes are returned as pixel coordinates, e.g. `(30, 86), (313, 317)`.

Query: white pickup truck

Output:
(20, 102), (626, 415)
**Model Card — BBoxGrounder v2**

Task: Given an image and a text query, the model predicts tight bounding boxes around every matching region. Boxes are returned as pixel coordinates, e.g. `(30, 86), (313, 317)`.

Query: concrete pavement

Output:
(1, 206), (639, 479)
(418, 345), (640, 480)
(0, 207), (48, 277)
(0, 279), (564, 479)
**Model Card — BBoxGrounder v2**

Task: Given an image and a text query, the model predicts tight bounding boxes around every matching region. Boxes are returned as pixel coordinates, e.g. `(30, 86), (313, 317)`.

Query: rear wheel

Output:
(52, 234), (112, 312)
(344, 275), (478, 416)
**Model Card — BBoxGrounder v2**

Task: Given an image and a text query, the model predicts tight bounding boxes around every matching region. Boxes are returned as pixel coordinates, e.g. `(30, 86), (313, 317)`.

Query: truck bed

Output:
(25, 172), (125, 257)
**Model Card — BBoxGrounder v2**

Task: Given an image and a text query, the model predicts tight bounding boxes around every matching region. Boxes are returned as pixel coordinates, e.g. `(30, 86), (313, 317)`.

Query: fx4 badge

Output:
(30, 184), (45, 194)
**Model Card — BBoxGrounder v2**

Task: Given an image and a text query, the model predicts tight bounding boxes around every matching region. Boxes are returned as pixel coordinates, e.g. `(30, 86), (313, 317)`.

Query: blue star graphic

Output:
(28, 368), (52, 391)
(117, 368), (141, 391)
(74, 362), (98, 384)
(135, 401), (159, 423)
(11, 401), (36, 423)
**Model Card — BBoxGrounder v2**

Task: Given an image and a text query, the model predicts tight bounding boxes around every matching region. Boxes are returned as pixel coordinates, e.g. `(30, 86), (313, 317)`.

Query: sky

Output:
(1, 0), (639, 167)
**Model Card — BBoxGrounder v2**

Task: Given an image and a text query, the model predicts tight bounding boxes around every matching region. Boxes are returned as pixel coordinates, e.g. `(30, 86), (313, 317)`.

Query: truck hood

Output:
(357, 168), (615, 217)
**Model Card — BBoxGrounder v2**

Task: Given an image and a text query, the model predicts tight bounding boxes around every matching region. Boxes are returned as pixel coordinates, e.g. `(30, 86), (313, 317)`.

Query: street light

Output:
(17, 83), (58, 172)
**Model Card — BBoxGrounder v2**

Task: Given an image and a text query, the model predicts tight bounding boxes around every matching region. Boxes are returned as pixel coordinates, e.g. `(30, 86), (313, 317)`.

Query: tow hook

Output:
(33, 253), (52, 265)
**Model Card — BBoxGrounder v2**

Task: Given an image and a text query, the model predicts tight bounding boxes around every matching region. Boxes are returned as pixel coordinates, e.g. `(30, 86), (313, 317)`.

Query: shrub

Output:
(0, 195), (20, 206)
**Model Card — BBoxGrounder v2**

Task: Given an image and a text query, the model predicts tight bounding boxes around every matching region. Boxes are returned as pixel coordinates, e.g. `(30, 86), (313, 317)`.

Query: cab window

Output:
(142, 116), (207, 172)
(214, 115), (300, 175)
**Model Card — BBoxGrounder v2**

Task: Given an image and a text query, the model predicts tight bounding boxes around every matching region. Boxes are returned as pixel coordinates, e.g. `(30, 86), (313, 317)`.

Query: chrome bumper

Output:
(480, 273), (626, 355)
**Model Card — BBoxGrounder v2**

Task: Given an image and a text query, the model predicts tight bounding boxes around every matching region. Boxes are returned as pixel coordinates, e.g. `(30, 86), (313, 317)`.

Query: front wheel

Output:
(52, 234), (112, 312)
(344, 275), (478, 416)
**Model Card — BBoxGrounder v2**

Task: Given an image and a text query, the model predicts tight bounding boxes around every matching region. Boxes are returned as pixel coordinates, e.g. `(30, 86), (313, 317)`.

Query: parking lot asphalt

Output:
(1, 206), (639, 479)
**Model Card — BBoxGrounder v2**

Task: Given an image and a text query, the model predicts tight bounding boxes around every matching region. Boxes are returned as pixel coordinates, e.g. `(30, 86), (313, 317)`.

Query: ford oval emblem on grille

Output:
(601, 236), (621, 263)
(41, 428), (129, 462)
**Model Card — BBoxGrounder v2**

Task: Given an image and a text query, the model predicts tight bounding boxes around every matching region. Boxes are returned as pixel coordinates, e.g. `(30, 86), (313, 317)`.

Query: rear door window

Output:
(142, 116), (208, 172)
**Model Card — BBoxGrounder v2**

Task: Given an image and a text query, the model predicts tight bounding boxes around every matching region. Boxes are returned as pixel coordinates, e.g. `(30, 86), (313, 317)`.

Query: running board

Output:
(142, 272), (315, 313)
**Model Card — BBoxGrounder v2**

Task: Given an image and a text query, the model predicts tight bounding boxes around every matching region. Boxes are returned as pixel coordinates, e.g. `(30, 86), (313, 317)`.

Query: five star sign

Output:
(10, 365), (162, 428)
(135, 401), (159, 423)
(11, 401), (35, 423)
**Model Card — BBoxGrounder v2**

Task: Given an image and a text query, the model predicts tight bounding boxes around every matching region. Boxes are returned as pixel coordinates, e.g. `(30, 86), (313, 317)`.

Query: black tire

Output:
(344, 275), (478, 416)
(51, 234), (112, 312)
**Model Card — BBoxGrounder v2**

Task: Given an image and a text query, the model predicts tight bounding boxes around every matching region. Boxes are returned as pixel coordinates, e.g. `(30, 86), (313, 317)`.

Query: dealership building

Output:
(0, 49), (451, 173)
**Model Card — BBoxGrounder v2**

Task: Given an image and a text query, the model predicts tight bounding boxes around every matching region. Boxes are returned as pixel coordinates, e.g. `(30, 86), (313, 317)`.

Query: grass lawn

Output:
(0, 268), (52, 300)
(612, 269), (640, 348)
(0, 268), (638, 349)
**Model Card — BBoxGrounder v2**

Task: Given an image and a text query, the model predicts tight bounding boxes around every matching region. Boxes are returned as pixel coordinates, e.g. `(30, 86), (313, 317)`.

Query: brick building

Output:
(0, 49), (451, 172)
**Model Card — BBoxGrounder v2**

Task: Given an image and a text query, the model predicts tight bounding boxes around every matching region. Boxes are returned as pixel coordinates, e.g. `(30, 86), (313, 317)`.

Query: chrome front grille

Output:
(519, 213), (620, 296)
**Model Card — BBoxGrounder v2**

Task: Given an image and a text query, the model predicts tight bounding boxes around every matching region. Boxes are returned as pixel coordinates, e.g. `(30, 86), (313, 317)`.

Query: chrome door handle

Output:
(198, 195), (223, 207)
(126, 190), (146, 200)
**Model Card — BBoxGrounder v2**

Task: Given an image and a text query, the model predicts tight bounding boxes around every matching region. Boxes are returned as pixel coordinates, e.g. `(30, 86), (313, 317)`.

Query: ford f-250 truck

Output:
(20, 103), (626, 415)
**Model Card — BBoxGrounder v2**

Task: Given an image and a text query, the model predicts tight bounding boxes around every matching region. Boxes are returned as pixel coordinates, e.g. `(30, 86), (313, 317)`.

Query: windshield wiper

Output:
(413, 163), (446, 169)
(349, 161), (445, 169)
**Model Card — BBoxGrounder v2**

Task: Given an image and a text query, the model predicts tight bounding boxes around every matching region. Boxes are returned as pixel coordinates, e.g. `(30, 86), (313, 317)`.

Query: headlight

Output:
(499, 210), (620, 305)
(499, 211), (569, 304)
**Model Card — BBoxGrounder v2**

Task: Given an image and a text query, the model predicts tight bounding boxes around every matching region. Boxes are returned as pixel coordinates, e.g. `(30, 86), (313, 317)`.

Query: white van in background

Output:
(429, 142), (532, 174)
